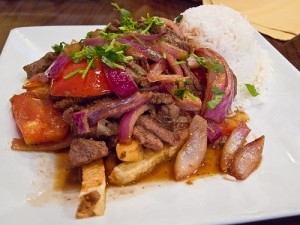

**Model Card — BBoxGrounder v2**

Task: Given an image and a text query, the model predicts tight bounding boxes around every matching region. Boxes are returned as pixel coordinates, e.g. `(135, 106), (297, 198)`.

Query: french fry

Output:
(76, 159), (106, 219)
(116, 140), (143, 162)
(109, 130), (188, 185)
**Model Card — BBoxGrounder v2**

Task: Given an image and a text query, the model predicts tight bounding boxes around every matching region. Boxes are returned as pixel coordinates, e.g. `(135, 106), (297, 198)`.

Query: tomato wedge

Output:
(50, 59), (112, 97)
(11, 93), (69, 145)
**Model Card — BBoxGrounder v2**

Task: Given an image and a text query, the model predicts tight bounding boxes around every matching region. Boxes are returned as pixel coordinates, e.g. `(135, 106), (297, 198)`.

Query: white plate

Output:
(1, 26), (300, 225)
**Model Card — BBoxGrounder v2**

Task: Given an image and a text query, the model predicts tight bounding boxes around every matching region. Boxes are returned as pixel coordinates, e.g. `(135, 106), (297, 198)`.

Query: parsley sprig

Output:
(141, 13), (164, 34)
(52, 42), (68, 54)
(174, 87), (197, 101)
(191, 53), (224, 73)
(245, 83), (259, 97)
(207, 86), (225, 109)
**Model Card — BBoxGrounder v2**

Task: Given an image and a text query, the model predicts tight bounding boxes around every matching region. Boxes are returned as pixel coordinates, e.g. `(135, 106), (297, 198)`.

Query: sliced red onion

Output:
(117, 38), (164, 63)
(118, 104), (150, 144)
(45, 54), (70, 79)
(102, 63), (138, 99)
(71, 110), (90, 134)
(83, 37), (105, 47)
(147, 61), (182, 83)
(207, 120), (222, 143)
(165, 52), (183, 75)
(88, 92), (153, 126)
(158, 41), (188, 60)
(196, 48), (235, 123)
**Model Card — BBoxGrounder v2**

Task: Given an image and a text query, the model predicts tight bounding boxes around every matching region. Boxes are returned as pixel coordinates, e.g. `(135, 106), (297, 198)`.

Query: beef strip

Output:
(125, 67), (151, 88)
(152, 25), (190, 52)
(150, 93), (173, 105)
(149, 103), (180, 130)
(23, 52), (58, 78)
(54, 98), (87, 110)
(133, 125), (163, 151)
(67, 138), (108, 169)
(136, 115), (177, 146)
(181, 63), (203, 97)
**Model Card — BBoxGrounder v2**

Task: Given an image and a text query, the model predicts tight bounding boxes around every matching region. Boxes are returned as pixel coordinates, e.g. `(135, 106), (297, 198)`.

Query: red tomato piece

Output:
(50, 59), (113, 97)
(10, 93), (69, 145)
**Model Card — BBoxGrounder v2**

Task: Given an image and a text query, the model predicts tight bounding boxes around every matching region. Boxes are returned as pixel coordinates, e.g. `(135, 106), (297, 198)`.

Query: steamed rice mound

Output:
(179, 5), (272, 112)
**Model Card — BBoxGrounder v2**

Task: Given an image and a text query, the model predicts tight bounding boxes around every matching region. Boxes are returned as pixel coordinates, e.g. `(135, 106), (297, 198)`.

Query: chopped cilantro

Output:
(174, 87), (187, 100)
(175, 14), (183, 23)
(207, 86), (225, 109)
(141, 13), (164, 34)
(191, 53), (224, 73)
(245, 83), (259, 96)
(52, 42), (68, 54)
(174, 87), (197, 102)
(112, 3), (137, 32)
(173, 60), (186, 65)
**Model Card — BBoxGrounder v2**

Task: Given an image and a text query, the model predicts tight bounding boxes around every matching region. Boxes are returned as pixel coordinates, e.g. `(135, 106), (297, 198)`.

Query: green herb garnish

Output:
(175, 14), (183, 23)
(245, 83), (259, 97)
(141, 13), (164, 34)
(52, 42), (68, 54)
(174, 87), (187, 100)
(191, 53), (224, 73)
(174, 87), (197, 101)
(112, 3), (137, 32)
(207, 86), (225, 109)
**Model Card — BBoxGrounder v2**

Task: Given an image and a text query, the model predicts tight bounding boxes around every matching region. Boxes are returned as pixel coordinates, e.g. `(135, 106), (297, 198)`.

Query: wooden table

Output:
(0, 0), (299, 224)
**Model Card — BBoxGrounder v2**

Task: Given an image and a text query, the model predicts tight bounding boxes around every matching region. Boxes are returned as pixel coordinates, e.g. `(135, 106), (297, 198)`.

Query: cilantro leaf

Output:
(175, 14), (183, 23)
(174, 87), (187, 100)
(191, 53), (224, 73)
(141, 13), (164, 34)
(245, 83), (259, 97)
(207, 86), (225, 109)
(112, 2), (137, 32)
(52, 42), (68, 54)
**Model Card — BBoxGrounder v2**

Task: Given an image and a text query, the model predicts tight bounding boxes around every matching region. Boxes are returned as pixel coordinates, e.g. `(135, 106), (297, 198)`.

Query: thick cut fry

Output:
(174, 115), (207, 181)
(230, 136), (265, 180)
(116, 140), (143, 162)
(220, 122), (251, 171)
(76, 159), (106, 219)
(109, 130), (188, 185)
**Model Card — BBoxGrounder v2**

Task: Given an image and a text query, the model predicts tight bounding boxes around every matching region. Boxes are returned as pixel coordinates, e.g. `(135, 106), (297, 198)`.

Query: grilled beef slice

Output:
(67, 138), (108, 169)
(23, 52), (58, 78)
(136, 115), (177, 146)
(133, 125), (164, 151)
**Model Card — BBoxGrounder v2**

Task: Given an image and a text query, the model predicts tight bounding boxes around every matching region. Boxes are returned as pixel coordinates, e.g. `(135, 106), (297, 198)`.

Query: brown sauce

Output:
(53, 145), (223, 192)
(139, 145), (223, 184)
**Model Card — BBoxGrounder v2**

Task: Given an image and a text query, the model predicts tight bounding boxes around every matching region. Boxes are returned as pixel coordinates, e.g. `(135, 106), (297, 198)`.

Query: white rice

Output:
(179, 5), (272, 112)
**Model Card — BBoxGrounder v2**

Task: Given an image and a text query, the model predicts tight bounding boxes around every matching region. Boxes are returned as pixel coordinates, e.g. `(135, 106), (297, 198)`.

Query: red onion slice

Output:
(118, 104), (150, 144)
(117, 38), (164, 63)
(88, 92), (153, 126)
(71, 110), (90, 134)
(45, 54), (70, 79)
(165, 52), (183, 75)
(102, 63), (138, 99)
(196, 48), (235, 123)
(207, 120), (222, 144)
(158, 41), (188, 60)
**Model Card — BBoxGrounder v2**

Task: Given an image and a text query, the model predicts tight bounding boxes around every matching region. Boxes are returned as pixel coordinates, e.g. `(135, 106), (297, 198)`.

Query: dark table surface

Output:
(1, 0), (300, 224)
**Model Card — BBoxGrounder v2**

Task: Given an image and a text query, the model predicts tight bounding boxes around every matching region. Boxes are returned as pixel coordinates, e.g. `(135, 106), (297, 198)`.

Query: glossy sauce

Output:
(139, 145), (223, 184)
